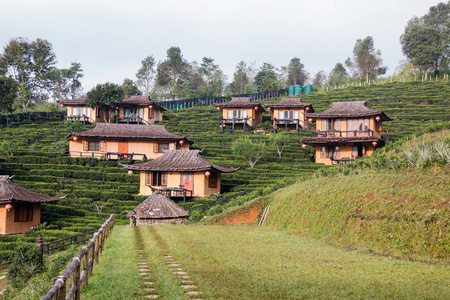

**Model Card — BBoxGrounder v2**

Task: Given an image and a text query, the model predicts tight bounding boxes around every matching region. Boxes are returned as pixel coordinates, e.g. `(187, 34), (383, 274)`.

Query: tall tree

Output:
(255, 63), (279, 93)
(50, 62), (83, 100)
(0, 38), (57, 110)
(351, 36), (386, 82)
(199, 57), (219, 95)
(121, 78), (141, 99)
(155, 47), (190, 100)
(401, 2), (449, 75)
(231, 61), (249, 94)
(284, 57), (308, 86)
(136, 56), (156, 96)
(312, 71), (327, 89)
(86, 82), (124, 122)
(328, 63), (348, 86)
(0, 77), (18, 114)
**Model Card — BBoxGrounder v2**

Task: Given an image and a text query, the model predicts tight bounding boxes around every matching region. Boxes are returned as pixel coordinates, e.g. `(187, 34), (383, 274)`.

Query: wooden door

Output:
(180, 172), (194, 191)
(118, 141), (128, 160)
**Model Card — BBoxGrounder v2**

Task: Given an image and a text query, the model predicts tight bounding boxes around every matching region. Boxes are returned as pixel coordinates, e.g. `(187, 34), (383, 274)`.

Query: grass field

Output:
(82, 225), (450, 299)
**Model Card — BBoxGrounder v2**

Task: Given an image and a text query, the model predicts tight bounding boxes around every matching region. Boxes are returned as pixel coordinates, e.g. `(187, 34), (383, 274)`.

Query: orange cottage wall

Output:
(272, 108), (307, 128)
(315, 117), (383, 137)
(314, 144), (376, 165)
(222, 108), (261, 125)
(139, 171), (221, 197)
(69, 139), (190, 159)
(0, 203), (41, 235)
(118, 107), (163, 124)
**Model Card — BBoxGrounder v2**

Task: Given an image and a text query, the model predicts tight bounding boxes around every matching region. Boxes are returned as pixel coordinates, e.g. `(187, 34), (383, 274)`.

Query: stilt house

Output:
(0, 175), (62, 235)
(67, 123), (193, 160)
(214, 97), (266, 132)
(127, 192), (190, 225)
(123, 150), (238, 198)
(299, 101), (393, 165)
(264, 98), (314, 133)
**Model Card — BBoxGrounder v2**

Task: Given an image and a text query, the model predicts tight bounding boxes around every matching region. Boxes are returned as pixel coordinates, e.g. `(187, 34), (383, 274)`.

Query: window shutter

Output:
(335, 119), (341, 130)
(161, 172), (167, 186)
(83, 140), (89, 151)
(153, 143), (159, 153)
(148, 107), (152, 119)
(169, 143), (175, 150)
(99, 141), (106, 152)
(271, 111), (274, 121)
(145, 171), (152, 186)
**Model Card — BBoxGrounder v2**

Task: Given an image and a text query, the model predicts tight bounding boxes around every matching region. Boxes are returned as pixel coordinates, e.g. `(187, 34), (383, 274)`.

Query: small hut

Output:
(0, 175), (63, 235)
(127, 192), (190, 225)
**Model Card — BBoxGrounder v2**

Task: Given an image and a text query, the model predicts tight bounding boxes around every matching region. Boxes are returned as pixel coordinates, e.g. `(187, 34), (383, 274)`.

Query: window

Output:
(145, 171), (167, 186)
(352, 146), (358, 159)
(14, 203), (33, 222)
(320, 146), (327, 158)
(159, 143), (170, 153)
(376, 120), (382, 131)
(88, 141), (99, 151)
(208, 172), (218, 188)
(334, 146), (340, 159)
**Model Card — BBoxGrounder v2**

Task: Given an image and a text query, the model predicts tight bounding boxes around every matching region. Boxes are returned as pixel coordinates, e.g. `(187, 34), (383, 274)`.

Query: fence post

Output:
(54, 276), (66, 300)
(72, 257), (81, 300)
(36, 236), (44, 257)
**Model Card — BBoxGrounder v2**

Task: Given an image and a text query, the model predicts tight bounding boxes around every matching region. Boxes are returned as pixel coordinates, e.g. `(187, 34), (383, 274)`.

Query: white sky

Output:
(0, 0), (443, 93)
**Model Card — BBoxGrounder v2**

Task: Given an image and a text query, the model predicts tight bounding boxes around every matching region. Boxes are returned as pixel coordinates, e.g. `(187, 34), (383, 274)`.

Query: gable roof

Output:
(0, 175), (63, 203)
(214, 97), (266, 112)
(265, 98), (314, 111)
(57, 95), (87, 106)
(305, 101), (392, 121)
(127, 192), (189, 219)
(123, 150), (238, 173)
(67, 123), (194, 144)
(121, 96), (167, 111)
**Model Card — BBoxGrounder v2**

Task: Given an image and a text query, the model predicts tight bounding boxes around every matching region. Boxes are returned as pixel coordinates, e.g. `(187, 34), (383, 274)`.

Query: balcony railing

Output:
(56, 150), (146, 161)
(221, 117), (254, 133)
(312, 129), (373, 138)
(273, 118), (310, 133)
(330, 157), (356, 165)
(151, 187), (193, 203)
(66, 114), (92, 124)
(116, 116), (149, 125)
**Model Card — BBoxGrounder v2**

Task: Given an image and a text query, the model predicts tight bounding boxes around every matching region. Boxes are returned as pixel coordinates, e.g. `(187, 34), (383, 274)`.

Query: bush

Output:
(7, 245), (44, 288)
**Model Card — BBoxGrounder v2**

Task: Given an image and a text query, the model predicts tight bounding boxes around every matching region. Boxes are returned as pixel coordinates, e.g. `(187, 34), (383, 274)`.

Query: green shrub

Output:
(7, 245), (44, 288)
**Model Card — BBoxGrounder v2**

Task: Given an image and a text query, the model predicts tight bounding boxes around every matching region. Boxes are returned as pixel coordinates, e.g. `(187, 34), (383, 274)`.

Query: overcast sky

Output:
(0, 0), (444, 93)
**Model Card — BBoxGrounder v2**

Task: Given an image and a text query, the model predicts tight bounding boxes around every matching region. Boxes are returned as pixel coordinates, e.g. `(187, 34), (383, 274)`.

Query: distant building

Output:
(264, 98), (314, 133)
(214, 97), (266, 132)
(67, 123), (193, 160)
(299, 101), (393, 165)
(127, 191), (190, 225)
(123, 150), (238, 198)
(58, 95), (166, 125)
(0, 175), (62, 235)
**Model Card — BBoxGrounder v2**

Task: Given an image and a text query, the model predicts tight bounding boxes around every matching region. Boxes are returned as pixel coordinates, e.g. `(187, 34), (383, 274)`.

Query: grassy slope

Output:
(261, 129), (450, 262)
(84, 225), (450, 299)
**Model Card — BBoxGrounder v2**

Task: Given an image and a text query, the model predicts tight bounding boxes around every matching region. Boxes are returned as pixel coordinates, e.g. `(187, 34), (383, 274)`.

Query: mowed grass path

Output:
(84, 225), (450, 299)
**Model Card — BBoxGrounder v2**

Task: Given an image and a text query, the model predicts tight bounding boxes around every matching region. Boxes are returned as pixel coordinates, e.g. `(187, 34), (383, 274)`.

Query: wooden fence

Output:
(40, 214), (115, 300)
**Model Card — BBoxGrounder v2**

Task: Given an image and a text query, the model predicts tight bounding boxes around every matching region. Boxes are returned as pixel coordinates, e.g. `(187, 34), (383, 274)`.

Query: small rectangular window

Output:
(159, 143), (170, 153)
(88, 141), (99, 151)
(208, 172), (218, 188)
(152, 172), (167, 186)
(334, 146), (340, 159)
(14, 203), (33, 222)
(320, 146), (327, 158)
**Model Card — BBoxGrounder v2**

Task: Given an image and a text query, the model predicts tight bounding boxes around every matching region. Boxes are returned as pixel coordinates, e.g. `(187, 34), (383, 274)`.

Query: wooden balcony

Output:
(312, 130), (373, 138)
(151, 187), (193, 203)
(65, 115), (93, 124)
(273, 118), (308, 133)
(330, 157), (356, 165)
(61, 150), (147, 161)
(221, 117), (253, 133)
(116, 116), (149, 125)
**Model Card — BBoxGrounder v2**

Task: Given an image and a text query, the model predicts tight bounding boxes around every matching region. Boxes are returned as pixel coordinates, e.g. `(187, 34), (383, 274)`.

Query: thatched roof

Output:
(127, 192), (189, 219)
(122, 96), (167, 111)
(67, 123), (193, 144)
(214, 97), (266, 112)
(265, 98), (314, 111)
(0, 175), (63, 203)
(123, 150), (238, 173)
(305, 101), (392, 121)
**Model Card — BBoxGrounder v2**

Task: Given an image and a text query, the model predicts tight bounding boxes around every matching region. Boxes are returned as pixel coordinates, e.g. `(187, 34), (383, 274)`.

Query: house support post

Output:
(232, 119), (235, 134)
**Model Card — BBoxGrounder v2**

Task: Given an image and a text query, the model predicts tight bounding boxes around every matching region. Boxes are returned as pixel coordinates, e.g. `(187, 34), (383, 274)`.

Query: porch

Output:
(116, 116), (149, 125)
(273, 118), (308, 133)
(221, 117), (253, 133)
(65, 115), (93, 124)
(330, 157), (356, 165)
(53, 150), (147, 161)
(151, 187), (193, 203)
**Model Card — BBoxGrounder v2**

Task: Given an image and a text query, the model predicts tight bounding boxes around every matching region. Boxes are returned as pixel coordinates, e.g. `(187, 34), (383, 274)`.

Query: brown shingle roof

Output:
(305, 101), (392, 121)
(0, 175), (63, 203)
(67, 123), (194, 144)
(265, 98), (314, 111)
(121, 96), (167, 111)
(123, 150), (238, 173)
(57, 95), (87, 105)
(214, 97), (266, 112)
(127, 192), (189, 219)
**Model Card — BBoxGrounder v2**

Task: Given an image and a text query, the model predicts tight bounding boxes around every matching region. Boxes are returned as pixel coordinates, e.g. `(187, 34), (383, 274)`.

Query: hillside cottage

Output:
(299, 101), (392, 165)
(0, 175), (62, 235)
(264, 98), (314, 133)
(123, 150), (238, 198)
(58, 95), (166, 124)
(67, 123), (193, 160)
(127, 191), (190, 225)
(214, 97), (266, 132)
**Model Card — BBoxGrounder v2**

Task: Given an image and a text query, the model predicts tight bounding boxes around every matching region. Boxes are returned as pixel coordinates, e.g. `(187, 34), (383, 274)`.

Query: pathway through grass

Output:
(84, 225), (450, 299)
